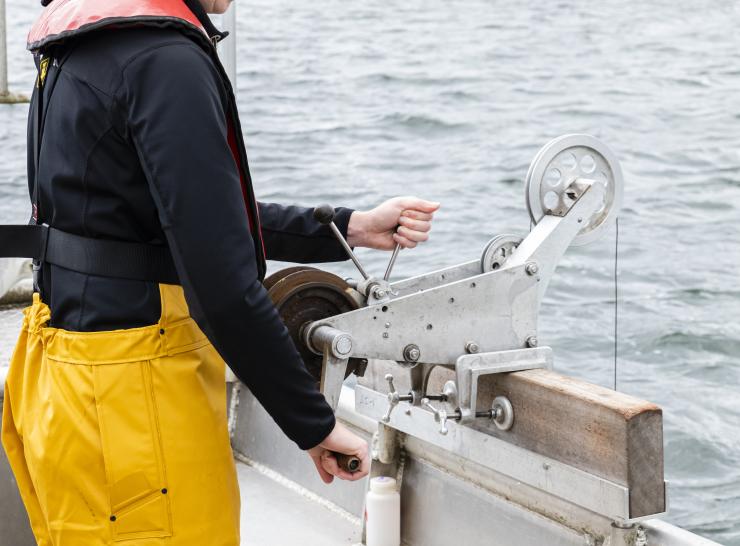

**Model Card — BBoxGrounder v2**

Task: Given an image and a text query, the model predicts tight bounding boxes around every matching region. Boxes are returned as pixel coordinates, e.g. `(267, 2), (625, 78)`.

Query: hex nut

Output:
(525, 262), (539, 276)
(403, 344), (421, 362)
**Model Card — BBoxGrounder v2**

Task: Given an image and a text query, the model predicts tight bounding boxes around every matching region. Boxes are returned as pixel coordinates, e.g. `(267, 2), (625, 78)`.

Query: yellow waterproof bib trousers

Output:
(2, 285), (241, 545)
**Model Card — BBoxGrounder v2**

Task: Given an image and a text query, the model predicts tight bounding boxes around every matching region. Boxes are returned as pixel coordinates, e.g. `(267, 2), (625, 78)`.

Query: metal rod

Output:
(220, 5), (238, 384)
(329, 223), (370, 279)
(220, 3), (237, 92)
(0, 0), (8, 96)
(307, 325), (353, 357)
(383, 242), (401, 281)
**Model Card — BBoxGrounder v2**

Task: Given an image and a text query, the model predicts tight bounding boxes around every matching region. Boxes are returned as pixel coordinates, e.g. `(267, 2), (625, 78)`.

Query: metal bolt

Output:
(403, 344), (421, 362)
(334, 335), (353, 356)
(382, 332), (389, 339)
(542, 462), (551, 470)
(384, 322), (391, 329)
(465, 341), (480, 354)
(373, 288), (387, 299)
(526, 335), (538, 348)
(525, 262), (539, 276)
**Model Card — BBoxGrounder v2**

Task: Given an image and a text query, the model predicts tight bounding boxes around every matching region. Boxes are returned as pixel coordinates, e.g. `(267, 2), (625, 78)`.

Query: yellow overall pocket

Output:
(93, 359), (173, 541)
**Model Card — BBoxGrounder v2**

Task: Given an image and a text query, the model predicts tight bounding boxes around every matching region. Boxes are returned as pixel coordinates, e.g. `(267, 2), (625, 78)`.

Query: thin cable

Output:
(613, 217), (619, 390)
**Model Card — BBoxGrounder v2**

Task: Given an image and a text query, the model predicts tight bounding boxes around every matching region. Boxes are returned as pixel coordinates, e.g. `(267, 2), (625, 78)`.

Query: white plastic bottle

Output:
(365, 476), (400, 546)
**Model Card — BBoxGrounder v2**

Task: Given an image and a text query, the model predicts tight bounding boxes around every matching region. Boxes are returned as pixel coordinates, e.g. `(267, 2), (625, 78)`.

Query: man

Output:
(0, 0), (439, 544)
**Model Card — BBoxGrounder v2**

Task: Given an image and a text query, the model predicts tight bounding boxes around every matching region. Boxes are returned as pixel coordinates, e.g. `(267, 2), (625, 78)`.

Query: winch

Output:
(253, 135), (670, 544)
(266, 133), (623, 419)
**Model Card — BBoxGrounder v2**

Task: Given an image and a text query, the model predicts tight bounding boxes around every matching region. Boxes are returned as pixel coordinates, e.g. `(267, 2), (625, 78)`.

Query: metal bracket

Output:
(455, 347), (553, 422)
(310, 325), (353, 410)
(320, 351), (349, 410)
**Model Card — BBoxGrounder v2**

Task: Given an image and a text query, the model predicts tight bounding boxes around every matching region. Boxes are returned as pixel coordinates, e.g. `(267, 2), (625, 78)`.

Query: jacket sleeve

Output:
(118, 41), (335, 450)
(258, 202), (354, 263)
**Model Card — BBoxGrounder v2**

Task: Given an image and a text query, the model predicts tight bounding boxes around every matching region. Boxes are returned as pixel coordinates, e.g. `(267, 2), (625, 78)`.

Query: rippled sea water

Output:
(2, 1), (740, 542)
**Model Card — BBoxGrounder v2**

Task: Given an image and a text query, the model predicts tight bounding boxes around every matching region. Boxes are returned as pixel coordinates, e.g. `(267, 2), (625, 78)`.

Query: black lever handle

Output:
(333, 452), (362, 473)
(313, 204), (336, 225)
(313, 204), (370, 280)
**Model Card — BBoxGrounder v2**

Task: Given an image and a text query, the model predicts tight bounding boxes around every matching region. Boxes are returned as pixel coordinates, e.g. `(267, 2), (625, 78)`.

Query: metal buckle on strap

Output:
(32, 224), (50, 292)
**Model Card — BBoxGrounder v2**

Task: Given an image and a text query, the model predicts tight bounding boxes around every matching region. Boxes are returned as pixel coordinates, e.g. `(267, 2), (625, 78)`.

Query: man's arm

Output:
(257, 202), (353, 263)
(119, 40), (335, 450)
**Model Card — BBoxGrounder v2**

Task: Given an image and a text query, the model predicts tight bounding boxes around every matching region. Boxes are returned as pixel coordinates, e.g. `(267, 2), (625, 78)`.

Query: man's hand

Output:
(347, 196), (440, 250)
(307, 422), (369, 483)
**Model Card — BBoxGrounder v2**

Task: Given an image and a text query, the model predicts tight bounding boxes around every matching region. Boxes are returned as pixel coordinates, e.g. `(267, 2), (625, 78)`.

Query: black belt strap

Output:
(0, 225), (179, 284)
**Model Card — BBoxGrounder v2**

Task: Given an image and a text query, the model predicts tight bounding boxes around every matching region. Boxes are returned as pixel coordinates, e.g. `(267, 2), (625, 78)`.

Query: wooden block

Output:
(416, 366), (666, 518)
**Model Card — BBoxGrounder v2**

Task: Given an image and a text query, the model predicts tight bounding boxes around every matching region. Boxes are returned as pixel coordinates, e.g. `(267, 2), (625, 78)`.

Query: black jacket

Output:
(29, 8), (352, 449)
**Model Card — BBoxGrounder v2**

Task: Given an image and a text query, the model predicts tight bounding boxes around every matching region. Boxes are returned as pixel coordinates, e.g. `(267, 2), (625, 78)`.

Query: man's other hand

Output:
(347, 196), (440, 250)
(307, 422), (370, 483)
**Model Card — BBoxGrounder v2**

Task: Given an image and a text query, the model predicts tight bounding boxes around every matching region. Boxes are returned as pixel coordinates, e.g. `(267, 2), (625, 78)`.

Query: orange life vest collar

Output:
(28, 0), (211, 51)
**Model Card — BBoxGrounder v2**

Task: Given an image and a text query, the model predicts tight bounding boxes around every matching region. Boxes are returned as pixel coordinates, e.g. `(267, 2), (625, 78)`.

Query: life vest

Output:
(24, 0), (268, 280)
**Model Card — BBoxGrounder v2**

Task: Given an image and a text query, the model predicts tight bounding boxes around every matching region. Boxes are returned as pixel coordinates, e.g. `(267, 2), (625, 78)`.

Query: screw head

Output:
(382, 332), (389, 338)
(526, 335), (538, 348)
(465, 341), (480, 354)
(525, 262), (539, 276)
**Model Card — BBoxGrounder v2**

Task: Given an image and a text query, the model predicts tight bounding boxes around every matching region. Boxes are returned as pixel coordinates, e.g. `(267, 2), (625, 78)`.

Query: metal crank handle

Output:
(314, 204), (369, 280)
(332, 452), (362, 473)
(383, 239), (401, 282)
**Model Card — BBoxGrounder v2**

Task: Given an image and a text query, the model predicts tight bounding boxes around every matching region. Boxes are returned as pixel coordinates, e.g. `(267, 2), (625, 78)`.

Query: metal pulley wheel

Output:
(480, 234), (523, 273)
(525, 134), (623, 246)
(265, 267), (364, 383)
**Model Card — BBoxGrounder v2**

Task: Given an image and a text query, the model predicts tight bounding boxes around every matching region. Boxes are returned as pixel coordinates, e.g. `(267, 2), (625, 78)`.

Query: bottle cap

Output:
(370, 476), (397, 493)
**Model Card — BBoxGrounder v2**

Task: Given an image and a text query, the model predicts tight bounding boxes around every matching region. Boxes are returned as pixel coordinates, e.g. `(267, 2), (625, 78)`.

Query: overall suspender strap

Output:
(30, 56), (44, 224)
(31, 53), (63, 290)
